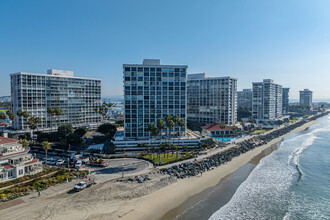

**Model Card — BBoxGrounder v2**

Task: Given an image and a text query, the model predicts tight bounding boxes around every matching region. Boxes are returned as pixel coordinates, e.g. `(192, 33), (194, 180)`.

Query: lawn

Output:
(254, 129), (265, 134)
(143, 152), (194, 165)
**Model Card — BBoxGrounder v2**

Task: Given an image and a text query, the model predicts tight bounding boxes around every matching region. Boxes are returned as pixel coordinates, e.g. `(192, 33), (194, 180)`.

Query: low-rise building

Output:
(0, 137), (42, 182)
(201, 122), (233, 138)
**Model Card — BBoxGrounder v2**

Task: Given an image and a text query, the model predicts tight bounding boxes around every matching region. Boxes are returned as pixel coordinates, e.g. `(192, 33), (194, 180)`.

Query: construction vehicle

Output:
(87, 157), (106, 167)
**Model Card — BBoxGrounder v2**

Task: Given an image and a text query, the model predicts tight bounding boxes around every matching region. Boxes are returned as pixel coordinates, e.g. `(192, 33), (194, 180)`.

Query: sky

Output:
(1, 0), (330, 100)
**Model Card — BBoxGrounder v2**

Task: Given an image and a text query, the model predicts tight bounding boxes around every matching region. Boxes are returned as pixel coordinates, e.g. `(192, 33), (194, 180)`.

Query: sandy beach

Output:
(0, 119), (318, 220)
(120, 119), (317, 220)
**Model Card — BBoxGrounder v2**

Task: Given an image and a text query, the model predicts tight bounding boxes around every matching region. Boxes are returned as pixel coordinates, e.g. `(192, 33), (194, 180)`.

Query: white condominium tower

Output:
(123, 59), (187, 139)
(299, 89), (313, 107)
(11, 69), (101, 130)
(187, 73), (237, 125)
(252, 79), (282, 120)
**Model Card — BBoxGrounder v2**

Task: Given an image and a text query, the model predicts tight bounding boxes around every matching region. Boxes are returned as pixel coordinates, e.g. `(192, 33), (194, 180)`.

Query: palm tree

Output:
(42, 141), (51, 166)
(16, 110), (24, 129)
(47, 107), (55, 131)
(27, 117), (37, 139)
(0, 112), (6, 122)
(178, 118), (185, 137)
(34, 117), (42, 134)
(54, 107), (62, 129)
(165, 114), (172, 137)
(165, 114), (174, 144)
(6, 110), (15, 123)
(156, 119), (165, 139)
(148, 123), (159, 157)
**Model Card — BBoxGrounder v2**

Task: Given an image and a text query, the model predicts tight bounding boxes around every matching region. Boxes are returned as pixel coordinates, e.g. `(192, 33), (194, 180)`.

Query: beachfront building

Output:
(0, 137), (42, 182)
(10, 69), (101, 131)
(114, 59), (201, 150)
(282, 88), (290, 114)
(187, 73), (237, 125)
(252, 79), (283, 120)
(299, 89), (313, 108)
(122, 59), (187, 139)
(201, 121), (234, 139)
(237, 89), (252, 110)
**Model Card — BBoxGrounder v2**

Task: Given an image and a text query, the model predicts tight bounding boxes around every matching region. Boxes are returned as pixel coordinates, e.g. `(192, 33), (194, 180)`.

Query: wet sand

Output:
(160, 143), (279, 220)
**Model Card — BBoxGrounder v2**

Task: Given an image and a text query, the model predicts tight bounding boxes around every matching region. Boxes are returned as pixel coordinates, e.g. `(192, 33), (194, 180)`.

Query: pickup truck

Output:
(74, 181), (95, 192)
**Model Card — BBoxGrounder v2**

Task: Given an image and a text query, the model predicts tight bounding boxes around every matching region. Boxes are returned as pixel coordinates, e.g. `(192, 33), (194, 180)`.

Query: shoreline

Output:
(160, 143), (280, 220)
(120, 119), (319, 220)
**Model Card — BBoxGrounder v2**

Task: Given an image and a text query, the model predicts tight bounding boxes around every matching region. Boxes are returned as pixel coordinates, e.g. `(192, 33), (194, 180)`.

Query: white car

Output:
(56, 159), (65, 166)
(75, 160), (82, 169)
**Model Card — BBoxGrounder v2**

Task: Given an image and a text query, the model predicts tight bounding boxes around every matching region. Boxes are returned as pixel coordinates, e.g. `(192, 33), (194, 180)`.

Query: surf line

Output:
(296, 164), (302, 182)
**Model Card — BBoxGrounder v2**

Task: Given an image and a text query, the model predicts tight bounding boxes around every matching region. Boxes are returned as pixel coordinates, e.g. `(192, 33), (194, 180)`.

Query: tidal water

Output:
(210, 115), (330, 220)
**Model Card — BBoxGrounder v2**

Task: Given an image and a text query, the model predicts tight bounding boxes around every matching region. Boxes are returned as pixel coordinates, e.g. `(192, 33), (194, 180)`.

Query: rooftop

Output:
(124, 59), (188, 68)
(0, 137), (18, 145)
(187, 73), (237, 81)
(201, 123), (233, 131)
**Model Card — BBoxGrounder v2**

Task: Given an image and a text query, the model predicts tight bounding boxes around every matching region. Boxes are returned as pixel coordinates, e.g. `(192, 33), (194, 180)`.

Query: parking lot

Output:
(33, 150), (152, 184)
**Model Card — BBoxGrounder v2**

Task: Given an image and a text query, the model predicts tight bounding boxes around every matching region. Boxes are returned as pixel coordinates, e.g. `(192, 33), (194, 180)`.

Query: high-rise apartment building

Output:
(123, 59), (187, 139)
(299, 89), (313, 107)
(282, 88), (290, 114)
(11, 69), (101, 130)
(187, 73), (237, 125)
(237, 89), (252, 110)
(252, 79), (282, 120)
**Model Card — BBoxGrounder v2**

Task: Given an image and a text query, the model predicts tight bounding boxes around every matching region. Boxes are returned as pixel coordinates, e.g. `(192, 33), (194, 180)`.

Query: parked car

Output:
(73, 180), (94, 192)
(56, 159), (65, 166)
(75, 160), (82, 169)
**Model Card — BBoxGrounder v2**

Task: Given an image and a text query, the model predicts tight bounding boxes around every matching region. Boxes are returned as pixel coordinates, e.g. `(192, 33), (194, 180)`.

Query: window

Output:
(19, 169), (23, 175)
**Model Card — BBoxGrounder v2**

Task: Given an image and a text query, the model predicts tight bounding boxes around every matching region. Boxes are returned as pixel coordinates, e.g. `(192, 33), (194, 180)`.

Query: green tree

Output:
(0, 112), (6, 121)
(156, 119), (165, 138)
(20, 139), (29, 148)
(6, 110), (15, 121)
(74, 127), (87, 137)
(220, 122), (226, 129)
(54, 107), (62, 129)
(58, 124), (74, 136)
(165, 114), (173, 137)
(97, 123), (117, 139)
(178, 119), (185, 136)
(42, 141), (51, 166)
(187, 120), (203, 132)
(237, 106), (252, 121)
(67, 133), (81, 145)
(148, 123), (159, 157)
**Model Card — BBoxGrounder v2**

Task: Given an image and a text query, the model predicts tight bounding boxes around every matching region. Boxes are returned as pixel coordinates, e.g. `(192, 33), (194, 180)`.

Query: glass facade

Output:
(11, 71), (101, 130)
(252, 79), (282, 120)
(123, 60), (187, 139)
(187, 74), (237, 125)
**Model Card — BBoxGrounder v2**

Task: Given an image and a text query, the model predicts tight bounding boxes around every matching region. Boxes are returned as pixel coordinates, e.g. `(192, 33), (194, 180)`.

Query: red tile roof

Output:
(201, 123), (233, 131)
(0, 137), (18, 145)
(2, 163), (14, 169)
(0, 149), (29, 158)
(24, 158), (39, 165)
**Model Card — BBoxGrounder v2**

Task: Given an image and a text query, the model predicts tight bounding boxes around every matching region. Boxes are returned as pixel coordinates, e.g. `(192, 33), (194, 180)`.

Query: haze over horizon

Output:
(1, 0), (330, 99)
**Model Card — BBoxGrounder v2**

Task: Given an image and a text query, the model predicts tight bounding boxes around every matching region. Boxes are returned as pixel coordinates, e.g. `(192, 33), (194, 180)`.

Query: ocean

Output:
(210, 115), (330, 220)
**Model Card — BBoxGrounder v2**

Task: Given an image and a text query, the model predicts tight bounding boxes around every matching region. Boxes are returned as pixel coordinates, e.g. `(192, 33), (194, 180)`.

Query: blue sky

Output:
(1, 0), (330, 99)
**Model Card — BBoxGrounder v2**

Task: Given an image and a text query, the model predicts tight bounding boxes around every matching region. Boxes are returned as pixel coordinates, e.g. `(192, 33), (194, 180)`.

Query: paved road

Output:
(89, 158), (153, 183)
